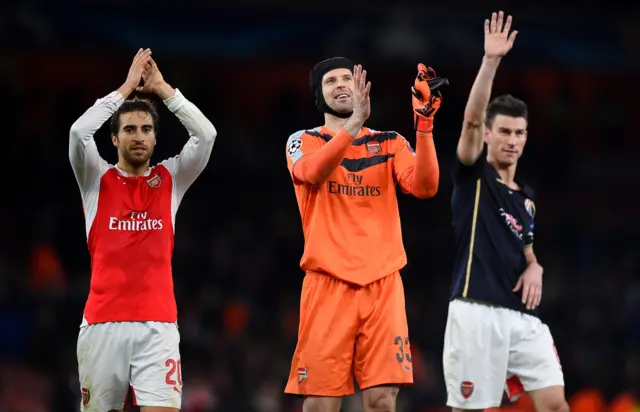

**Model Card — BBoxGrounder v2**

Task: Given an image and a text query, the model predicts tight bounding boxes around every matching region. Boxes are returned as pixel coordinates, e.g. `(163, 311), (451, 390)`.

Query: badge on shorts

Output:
(81, 387), (90, 406)
(460, 381), (474, 399)
(297, 367), (308, 385)
(366, 141), (381, 155)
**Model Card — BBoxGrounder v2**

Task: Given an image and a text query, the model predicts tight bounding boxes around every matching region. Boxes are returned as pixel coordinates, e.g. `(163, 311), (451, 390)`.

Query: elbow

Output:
(305, 172), (329, 186)
(413, 186), (438, 199)
(412, 180), (439, 199)
(463, 117), (483, 128)
(69, 121), (83, 142)
(201, 121), (217, 144)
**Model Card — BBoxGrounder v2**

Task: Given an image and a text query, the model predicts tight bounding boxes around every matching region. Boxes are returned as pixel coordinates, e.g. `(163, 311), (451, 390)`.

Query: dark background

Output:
(0, 2), (638, 411)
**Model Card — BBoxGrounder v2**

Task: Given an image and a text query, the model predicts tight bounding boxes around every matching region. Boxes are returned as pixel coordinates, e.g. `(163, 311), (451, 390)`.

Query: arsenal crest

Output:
(146, 174), (162, 188)
(81, 387), (90, 406)
(460, 381), (474, 399)
(297, 367), (308, 385)
(366, 141), (381, 155)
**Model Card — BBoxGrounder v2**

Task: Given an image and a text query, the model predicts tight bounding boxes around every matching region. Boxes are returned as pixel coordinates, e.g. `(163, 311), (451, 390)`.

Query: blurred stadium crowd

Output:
(0, 2), (638, 412)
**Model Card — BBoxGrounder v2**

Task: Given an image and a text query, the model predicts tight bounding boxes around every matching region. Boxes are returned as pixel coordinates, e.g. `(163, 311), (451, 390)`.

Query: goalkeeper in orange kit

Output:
(283, 59), (448, 412)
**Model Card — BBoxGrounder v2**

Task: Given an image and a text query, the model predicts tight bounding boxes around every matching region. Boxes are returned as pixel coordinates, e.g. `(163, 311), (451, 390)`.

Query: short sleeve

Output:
(285, 130), (323, 175)
(524, 198), (536, 246)
(451, 153), (486, 185)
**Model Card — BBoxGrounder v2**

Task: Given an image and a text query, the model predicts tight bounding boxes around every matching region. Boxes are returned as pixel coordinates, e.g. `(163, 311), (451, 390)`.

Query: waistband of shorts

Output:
(453, 297), (503, 308)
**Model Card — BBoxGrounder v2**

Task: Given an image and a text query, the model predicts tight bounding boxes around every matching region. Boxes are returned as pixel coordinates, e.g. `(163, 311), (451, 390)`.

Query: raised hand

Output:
(120, 48), (152, 97)
(138, 58), (165, 95)
(484, 11), (518, 59)
(412, 64), (444, 133)
(351, 64), (372, 123)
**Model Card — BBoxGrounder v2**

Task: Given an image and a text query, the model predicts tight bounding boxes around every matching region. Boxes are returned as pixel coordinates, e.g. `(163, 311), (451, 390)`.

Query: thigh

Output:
(508, 316), (564, 393)
(130, 322), (182, 410)
(77, 321), (131, 412)
(442, 300), (509, 410)
(354, 272), (413, 390)
(285, 274), (359, 397)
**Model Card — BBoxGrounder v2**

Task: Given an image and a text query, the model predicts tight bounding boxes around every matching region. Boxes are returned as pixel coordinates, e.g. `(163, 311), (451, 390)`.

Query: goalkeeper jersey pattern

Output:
(285, 126), (417, 286)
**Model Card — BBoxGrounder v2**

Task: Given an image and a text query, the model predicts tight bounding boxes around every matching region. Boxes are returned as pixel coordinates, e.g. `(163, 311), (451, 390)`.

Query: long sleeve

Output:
(160, 89), (217, 204)
(69, 91), (123, 196)
(287, 129), (353, 185)
(393, 132), (439, 199)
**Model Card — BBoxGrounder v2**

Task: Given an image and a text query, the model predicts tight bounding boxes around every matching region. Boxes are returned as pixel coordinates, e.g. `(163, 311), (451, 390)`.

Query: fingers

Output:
(508, 30), (519, 45)
(353, 64), (361, 85)
(484, 19), (490, 35)
(503, 14), (513, 34)
(496, 11), (504, 34)
(490, 12), (497, 33)
(534, 287), (542, 307)
(512, 276), (523, 292)
(134, 48), (152, 67)
(522, 284), (542, 310)
(353, 64), (367, 92)
(527, 286), (539, 310)
(364, 81), (371, 97)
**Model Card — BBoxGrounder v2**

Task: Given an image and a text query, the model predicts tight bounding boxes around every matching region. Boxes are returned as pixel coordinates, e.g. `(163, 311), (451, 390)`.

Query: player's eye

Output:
(142, 126), (153, 133)
(123, 126), (135, 133)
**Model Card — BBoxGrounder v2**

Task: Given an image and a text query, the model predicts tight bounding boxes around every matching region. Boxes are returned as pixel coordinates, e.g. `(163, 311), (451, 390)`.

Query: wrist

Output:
(344, 116), (365, 138)
(155, 82), (175, 101)
(118, 83), (136, 99)
(482, 55), (502, 67)
(415, 116), (434, 133)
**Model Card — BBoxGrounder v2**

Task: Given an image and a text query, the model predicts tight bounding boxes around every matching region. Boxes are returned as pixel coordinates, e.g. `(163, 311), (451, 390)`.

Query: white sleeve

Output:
(69, 91), (122, 196)
(160, 89), (217, 207)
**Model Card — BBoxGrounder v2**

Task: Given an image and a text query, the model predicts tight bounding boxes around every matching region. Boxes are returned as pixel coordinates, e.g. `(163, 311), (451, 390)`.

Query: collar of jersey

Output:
(320, 126), (369, 138)
(115, 165), (154, 177)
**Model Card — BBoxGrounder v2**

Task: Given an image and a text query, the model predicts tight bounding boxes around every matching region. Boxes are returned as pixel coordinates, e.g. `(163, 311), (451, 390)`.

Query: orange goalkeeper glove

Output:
(411, 63), (448, 133)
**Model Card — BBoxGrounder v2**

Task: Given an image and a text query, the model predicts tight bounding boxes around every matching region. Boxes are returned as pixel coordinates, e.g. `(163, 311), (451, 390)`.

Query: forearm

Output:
(164, 88), (217, 145)
(409, 132), (439, 198)
(293, 129), (354, 185)
(69, 91), (122, 188)
(70, 91), (123, 161)
(525, 245), (540, 267)
(465, 56), (501, 124)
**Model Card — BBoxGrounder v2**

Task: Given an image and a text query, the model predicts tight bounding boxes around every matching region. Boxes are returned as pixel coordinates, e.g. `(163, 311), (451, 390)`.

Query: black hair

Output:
(485, 94), (528, 129)
(110, 97), (159, 135)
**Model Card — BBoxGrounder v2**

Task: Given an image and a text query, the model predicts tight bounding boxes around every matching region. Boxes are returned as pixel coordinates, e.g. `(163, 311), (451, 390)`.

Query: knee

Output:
(363, 386), (399, 412)
(547, 400), (570, 412)
(303, 396), (341, 412)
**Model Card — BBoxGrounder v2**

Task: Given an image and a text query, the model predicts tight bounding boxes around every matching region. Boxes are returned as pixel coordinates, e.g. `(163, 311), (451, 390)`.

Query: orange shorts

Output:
(285, 271), (413, 397)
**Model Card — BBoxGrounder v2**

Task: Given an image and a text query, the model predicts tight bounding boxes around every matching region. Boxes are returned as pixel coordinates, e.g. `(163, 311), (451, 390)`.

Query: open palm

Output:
(485, 11), (518, 58)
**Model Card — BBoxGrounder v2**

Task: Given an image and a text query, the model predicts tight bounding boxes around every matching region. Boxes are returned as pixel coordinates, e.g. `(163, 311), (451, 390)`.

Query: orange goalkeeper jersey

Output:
(285, 126), (418, 286)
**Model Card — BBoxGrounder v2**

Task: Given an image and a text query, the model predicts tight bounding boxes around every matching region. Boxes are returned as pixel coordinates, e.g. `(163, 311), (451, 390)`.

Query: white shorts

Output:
(77, 318), (182, 411)
(443, 299), (564, 409)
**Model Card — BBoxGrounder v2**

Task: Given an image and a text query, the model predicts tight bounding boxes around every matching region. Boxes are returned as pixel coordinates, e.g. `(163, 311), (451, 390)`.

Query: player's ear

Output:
(483, 126), (491, 144)
(112, 134), (119, 147)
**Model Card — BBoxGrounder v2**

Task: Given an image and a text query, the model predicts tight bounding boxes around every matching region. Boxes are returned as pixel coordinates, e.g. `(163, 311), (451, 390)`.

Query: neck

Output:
(118, 159), (150, 177)
(323, 113), (351, 134)
(488, 157), (518, 188)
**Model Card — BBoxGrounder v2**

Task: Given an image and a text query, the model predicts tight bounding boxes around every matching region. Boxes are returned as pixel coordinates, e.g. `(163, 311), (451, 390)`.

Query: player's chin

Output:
(330, 102), (353, 114)
(499, 156), (518, 166)
(126, 152), (152, 166)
